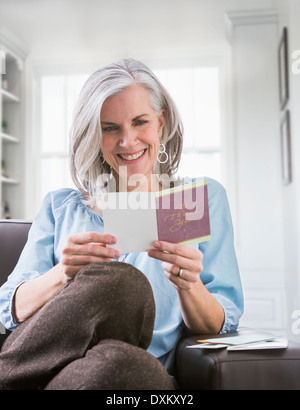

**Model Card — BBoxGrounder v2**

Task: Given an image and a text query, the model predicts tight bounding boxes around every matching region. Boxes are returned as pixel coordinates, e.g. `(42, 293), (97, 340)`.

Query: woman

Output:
(0, 59), (243, 390)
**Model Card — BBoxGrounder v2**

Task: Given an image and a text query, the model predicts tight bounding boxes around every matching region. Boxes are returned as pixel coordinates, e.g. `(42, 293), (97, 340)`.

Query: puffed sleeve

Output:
(199, 179), (244, 333)
(0, 193), (55, 331)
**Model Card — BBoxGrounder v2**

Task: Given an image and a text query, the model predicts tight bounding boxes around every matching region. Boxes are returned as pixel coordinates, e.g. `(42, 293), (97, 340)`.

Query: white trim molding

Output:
(224, 8), (279, 43)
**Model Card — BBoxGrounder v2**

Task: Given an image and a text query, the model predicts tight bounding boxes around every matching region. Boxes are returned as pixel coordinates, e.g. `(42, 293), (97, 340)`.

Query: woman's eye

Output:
(102, 125), (118, 133)
(134, 120), (147, 126)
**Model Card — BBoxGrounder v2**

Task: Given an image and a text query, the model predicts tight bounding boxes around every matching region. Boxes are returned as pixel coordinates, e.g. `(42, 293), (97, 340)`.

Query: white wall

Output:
(277, 0), (300, 341)
(226, 10), (288, 332)
(226, 5), (300, 340)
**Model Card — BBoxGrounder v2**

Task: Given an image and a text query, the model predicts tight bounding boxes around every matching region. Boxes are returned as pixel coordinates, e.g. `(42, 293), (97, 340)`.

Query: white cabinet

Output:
(0, 28), (28, 219)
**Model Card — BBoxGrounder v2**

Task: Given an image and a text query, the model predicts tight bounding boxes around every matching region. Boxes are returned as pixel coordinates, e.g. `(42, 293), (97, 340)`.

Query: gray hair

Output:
(69, 58), (183, 202)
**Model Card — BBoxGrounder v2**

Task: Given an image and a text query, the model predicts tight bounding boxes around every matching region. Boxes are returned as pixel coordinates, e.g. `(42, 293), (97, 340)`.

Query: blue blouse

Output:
(0, 177), (243, 365)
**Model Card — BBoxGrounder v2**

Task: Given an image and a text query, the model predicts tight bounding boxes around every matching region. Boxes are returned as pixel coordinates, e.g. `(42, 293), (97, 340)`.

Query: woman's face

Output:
(100, 85), (165, 190)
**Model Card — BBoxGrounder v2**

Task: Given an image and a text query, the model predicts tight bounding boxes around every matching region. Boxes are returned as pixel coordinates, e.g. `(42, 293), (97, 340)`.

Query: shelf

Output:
(0, 132), (20, 143)
(0, 28), (27, 219)
(0, 176), (19, 185)
(1, 89), (20, 103)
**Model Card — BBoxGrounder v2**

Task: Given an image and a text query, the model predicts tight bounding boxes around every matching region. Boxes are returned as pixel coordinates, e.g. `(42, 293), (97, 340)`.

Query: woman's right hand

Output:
(14, 232), (119, 324)
(60, 232), (120, 281)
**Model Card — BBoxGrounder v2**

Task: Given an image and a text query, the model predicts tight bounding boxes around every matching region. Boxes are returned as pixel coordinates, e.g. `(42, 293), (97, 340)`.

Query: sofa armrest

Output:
(175, 332), (300, 390)
(175, 334), (220, 390)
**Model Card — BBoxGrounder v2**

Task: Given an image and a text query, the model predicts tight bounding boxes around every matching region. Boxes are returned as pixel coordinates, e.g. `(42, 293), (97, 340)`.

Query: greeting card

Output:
(102, 179), (211, 254)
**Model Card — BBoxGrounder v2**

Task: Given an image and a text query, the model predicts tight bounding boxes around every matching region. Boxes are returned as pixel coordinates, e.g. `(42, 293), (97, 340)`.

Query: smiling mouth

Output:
(117, 149), (146, 161)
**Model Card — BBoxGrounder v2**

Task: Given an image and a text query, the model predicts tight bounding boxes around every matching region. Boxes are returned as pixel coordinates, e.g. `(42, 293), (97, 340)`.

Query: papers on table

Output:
(187, 344), (229, 350)
(227, 338), (288, 350)
(186, 331), (288, 351)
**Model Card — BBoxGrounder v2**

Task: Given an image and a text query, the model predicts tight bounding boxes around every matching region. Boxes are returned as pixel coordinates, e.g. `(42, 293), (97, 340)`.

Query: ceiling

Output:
(0, 0), (278, 62)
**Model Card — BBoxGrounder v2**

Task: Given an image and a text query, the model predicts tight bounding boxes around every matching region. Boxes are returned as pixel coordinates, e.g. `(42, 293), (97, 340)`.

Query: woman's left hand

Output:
(148, 241), (204, 291)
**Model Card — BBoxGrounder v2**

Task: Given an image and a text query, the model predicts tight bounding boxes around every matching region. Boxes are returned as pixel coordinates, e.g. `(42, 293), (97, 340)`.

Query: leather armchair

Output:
(1, 219), (300, 390)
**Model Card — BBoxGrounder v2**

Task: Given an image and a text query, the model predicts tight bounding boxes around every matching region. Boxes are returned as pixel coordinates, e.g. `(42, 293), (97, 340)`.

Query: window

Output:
(153, 67), (222, 181)
(36, 65), (222, 207)
(38, 74), (88, 201)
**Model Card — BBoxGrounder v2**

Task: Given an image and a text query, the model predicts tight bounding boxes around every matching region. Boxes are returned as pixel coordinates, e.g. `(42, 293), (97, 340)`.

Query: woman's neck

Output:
(114, 172), (161, 193)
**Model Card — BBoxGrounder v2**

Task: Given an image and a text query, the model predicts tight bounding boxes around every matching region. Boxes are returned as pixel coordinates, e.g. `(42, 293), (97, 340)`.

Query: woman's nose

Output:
(118, 129), (138, 149)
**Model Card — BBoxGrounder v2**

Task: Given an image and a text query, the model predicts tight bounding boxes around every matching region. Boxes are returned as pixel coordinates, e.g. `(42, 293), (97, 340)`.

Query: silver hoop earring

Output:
(157, 143), (169, 164)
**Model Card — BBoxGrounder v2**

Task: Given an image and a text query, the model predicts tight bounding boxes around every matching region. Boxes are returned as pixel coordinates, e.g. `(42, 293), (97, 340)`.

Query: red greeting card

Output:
(156, 180), (210, 245)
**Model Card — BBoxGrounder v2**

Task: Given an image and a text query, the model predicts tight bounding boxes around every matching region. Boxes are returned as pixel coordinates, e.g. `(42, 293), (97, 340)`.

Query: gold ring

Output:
(178, 268), (183, 278)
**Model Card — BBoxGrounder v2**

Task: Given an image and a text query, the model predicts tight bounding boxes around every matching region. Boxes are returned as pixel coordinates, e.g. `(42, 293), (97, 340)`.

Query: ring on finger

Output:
(177, 268), (183, 278)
